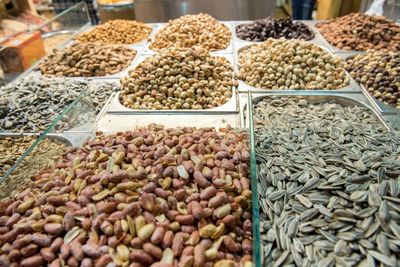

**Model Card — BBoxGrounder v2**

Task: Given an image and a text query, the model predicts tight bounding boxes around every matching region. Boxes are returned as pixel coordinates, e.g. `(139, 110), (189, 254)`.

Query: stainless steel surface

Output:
(107, 53), (238, 113)
(133, 0), (277, 23)
(234, 42), (362, 93)
(42, 30), (76, 39)
(96, 113), (241, 133)
(239, 92), (391, 130)
(382, 113), (400, 130)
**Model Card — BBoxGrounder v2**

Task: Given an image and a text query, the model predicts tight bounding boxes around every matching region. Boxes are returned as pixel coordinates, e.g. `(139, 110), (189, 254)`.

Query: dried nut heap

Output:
(39, 43), (137, 77)
(0, 78), (115, 132)
(0, 125), (253, 267)
(236, 17), (314, 42)
(0, 137), (68, 200)
(76, 20), (152, 45)
(43, 34), (72, 53)
(150, 13), (231, 52)
(253, 96), (400, 266)
(317, 13), (400, 51)
(120, 48), (234, 110)
(0, 135), (37, 178)
(346, 50), (400, 108)
(238, 38), (349, 90)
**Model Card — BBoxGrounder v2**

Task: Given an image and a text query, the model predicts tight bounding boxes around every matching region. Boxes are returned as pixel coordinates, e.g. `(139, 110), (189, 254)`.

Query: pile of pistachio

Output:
(120, 48), (234, 110)
(238, 38), (349, 90)
(150, 13), (231, 52)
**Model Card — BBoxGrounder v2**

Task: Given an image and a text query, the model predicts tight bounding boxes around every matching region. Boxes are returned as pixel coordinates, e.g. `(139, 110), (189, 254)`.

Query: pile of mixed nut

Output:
(0, 125), (253, 267)
(150, 13), (231, 52)
(238, 38), (349, 90)
(76, 20), (152, 45)
(39, 43), (137, 77)
(120, 48), (234, 110)
(346, 50), (400, 108)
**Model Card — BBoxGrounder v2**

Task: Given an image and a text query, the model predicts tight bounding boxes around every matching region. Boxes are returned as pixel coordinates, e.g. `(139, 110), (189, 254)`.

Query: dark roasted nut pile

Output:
(238, 38), (349, 90)
(120, 48), (234, 110)
(0, 135), (37, 178)
(0, 125), (253, 267)
(76, 20), (152, 44)
(317, 13), (400, 51)
(39, 43), (137, 77)
(150, 13), (231, 52)
(236, 17), (314, 42)
(346, 50), (400, 108)
(253, 96), (400, 266)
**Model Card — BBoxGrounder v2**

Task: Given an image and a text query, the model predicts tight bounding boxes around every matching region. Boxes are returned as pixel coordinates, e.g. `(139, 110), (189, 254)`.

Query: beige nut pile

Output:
(238, 38), (349, 90)
(150, 13), (231, 52)
(0, 135), (36, 179)
(39, 43), (137, 77)
(76, 20), (152, 45)
(120, 48), (234, 110)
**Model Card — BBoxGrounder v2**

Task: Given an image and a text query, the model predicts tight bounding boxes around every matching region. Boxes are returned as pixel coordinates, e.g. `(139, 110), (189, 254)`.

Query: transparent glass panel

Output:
(248, 90), (262, 267)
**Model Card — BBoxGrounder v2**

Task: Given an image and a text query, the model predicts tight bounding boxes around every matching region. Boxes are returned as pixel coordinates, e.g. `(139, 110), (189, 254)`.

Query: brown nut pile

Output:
(39, 43), (137, 77)
(150, 13), (231, 52)
(0, 137), (68, 200)
(238, 38), (349, 90)
(316, 13), (400, 51)
(76, 20), (152, 45)
(0, 124), (253, 267)
(0, 135), (37, 179)
(120, 48), (234, 110)
(236, 17), (314, 42)
(346, 50), (400, 108)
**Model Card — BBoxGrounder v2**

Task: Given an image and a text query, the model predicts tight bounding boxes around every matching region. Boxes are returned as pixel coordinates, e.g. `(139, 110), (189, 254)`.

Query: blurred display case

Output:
(0, 2), (90, 83)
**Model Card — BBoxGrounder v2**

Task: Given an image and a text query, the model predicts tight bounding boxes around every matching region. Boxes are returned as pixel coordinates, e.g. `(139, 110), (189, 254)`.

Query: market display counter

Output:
(0, 12), (399, 267)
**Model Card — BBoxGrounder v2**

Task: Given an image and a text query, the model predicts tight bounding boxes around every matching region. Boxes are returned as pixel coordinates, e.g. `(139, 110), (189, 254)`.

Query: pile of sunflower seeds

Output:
(0, 77), (117, 132)
(253, 96), (400, 266)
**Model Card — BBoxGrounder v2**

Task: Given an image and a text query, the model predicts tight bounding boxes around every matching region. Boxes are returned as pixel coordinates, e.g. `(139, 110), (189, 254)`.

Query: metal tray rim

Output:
(240, 92), (391, 131)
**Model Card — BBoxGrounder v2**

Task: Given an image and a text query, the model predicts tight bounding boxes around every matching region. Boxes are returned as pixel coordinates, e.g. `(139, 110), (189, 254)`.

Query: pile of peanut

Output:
(0, 125), (253, 267)
(317, 13), (400, 51)
(76, 20), (152, 45)
(120, 48), (234, 110)
(39, 43), (137, 77)
(150, 13), (231, 52)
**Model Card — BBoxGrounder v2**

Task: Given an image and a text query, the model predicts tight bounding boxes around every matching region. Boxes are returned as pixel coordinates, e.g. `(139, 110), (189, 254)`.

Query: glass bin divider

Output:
(248, 90), (262, 267)
(0, 86), (89, 187)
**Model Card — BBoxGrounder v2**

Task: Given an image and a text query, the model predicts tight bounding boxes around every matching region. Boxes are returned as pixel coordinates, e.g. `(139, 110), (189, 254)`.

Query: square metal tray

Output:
(143, 21), (234, 54)
(239, 91), (390, 130)
(106, 54), (239, 114)
(231, 20), (325, 47)
(32, 44), (143, 80)
(234, 41), (362, 93)
(342, 54), (400, 114)
(73, 23), (158, 48)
